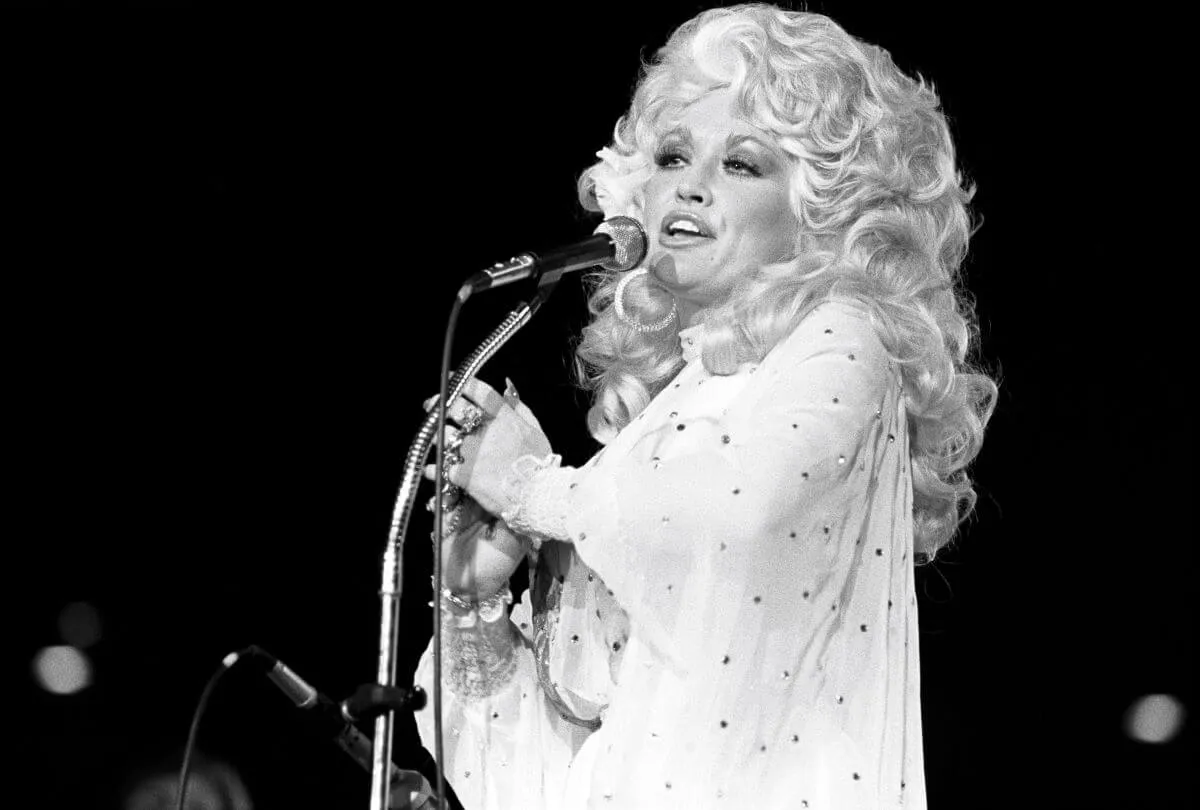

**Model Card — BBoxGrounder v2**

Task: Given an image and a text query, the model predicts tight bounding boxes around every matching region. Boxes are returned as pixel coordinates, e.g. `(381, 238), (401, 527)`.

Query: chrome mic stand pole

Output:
(369, 282), (548, 810)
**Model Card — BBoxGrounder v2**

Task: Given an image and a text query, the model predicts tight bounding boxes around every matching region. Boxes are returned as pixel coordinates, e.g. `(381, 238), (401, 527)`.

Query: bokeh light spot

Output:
(32, 645), (93, 695)
(58, 600), (102, 648)
(1124, 693), (1186, 744)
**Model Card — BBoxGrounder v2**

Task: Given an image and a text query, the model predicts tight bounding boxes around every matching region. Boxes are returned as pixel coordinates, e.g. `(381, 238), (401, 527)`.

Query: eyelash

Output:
(653, 149), (762, 177)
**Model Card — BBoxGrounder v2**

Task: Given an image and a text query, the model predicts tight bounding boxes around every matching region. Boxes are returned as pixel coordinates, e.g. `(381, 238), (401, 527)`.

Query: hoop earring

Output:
(614, 268), (678, 333)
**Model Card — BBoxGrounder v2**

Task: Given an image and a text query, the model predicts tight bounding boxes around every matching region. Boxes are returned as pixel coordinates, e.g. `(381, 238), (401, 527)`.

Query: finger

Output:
(443, 397), (480, 428)
(440, 425), (462, 448)
(502, 377), (538, 428)
(460, 377), (505, 417)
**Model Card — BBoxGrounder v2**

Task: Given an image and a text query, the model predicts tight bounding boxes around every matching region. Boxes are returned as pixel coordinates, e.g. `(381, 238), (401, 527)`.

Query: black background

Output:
(8, 3), (1191, 809)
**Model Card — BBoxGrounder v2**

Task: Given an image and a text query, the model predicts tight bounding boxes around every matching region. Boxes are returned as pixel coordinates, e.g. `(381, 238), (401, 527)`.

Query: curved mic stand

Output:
(366, 285), (552, 810)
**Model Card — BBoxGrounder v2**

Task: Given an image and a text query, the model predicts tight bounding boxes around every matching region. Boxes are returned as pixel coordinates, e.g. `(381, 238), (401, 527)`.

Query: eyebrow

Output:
(659, 126), (778, 154)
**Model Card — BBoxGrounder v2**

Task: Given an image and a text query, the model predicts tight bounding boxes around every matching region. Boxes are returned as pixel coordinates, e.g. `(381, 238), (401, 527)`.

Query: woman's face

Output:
(643, 88), (800, 312)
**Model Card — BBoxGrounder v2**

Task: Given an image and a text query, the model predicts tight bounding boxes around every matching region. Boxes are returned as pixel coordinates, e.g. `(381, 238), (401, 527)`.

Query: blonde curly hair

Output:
(573, 3), (998, 561)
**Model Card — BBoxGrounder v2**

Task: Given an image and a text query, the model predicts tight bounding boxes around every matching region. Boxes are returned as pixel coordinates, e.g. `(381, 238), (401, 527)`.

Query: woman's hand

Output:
(426, 377), (553, 520)
(435, 495), (529, 601)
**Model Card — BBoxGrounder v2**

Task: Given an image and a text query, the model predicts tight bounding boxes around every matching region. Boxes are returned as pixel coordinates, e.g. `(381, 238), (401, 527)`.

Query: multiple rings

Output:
(426, 393), (494, 538)
(458, 403), (487, 435)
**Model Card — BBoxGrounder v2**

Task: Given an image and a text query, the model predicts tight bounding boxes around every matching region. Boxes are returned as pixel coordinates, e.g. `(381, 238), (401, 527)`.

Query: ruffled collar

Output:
(678, 323), (705, 363)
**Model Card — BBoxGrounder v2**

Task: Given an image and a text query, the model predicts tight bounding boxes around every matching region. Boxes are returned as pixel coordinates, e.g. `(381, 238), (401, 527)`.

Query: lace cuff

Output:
(433, 585), (519, 700)
(500, 455), (574, 546)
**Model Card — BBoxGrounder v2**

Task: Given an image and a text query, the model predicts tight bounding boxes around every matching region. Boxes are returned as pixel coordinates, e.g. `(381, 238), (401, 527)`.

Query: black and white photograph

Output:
(11, 3), (1190, 809)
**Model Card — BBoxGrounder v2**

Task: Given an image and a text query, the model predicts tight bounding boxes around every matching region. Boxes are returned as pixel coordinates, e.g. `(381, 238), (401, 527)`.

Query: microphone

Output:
(234, 646), (435, 807)
(461, 215), (646, 297)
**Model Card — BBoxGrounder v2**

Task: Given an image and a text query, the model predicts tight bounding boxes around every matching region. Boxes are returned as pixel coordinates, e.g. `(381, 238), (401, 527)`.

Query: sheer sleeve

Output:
(412, 546), (626, 810)
(508, 300), (899, 658)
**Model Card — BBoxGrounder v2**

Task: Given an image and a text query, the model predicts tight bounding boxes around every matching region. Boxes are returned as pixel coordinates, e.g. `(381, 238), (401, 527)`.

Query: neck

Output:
(675, 298), (702, 330)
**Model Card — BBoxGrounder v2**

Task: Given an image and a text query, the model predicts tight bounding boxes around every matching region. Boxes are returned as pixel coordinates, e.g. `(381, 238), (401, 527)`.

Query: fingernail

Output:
(423, 395), (438, 410)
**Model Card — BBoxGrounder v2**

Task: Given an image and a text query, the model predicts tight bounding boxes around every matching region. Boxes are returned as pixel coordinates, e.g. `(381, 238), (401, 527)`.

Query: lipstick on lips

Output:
(659, 210), (715, 248)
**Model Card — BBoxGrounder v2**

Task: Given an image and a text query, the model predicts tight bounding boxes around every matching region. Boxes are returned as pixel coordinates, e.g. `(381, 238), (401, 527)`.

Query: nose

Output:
(675, 167), (712, 206)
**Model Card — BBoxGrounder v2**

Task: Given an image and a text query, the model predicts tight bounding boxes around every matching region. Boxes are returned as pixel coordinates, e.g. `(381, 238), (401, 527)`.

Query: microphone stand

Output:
(365, 280), (554, 810)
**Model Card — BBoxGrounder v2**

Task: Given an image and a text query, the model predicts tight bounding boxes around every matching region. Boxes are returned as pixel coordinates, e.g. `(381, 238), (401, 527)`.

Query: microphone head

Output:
(595, 216), (647, 272)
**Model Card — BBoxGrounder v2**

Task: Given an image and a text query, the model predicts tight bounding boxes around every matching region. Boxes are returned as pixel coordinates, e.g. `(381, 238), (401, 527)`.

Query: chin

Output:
(649, 253), (681, 285)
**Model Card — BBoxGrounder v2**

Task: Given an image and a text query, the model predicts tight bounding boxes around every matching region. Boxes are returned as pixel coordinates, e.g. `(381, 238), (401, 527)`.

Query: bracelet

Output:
(433, 503), (464, 539)
(431, 582), (514, 623)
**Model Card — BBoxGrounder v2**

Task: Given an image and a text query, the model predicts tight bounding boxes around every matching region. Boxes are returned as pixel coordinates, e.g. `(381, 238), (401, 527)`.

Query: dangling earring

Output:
(614, 268), (678, 333)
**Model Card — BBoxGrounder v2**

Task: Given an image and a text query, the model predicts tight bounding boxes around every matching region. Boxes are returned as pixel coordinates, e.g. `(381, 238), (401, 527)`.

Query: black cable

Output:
(175, 650), (242, 810)
(429, 285), (470, 810)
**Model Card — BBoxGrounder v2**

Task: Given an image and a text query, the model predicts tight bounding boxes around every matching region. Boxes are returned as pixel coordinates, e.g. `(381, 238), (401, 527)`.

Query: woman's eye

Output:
(724, 157), (761, 176)
(655, 150), (687, 168)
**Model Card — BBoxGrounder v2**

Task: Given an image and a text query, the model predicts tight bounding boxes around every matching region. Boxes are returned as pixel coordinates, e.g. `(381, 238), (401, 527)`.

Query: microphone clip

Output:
(341, 683), (428, 723)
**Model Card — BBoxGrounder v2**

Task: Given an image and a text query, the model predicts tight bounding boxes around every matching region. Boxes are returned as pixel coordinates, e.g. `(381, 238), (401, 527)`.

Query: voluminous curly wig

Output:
(573, 4), (998, 560)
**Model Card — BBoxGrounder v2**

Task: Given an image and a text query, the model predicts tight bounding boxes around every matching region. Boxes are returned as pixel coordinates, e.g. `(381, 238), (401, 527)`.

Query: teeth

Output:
(667, 220), (703, 235)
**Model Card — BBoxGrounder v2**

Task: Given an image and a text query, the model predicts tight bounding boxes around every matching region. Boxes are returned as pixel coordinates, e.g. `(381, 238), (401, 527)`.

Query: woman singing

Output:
(415, 5), (997, 808)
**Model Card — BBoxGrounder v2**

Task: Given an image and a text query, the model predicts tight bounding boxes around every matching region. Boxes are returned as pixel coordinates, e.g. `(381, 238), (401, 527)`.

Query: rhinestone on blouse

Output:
(722, 654), (731, 664)
(669, 411), (678, 418)
(720, 720), (728, 728)
(721, 434), (731, 444)
(838, 455), (846, 464)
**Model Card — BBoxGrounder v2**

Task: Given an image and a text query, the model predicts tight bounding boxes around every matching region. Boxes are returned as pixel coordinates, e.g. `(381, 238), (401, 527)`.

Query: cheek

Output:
(751, 200), (799, 259)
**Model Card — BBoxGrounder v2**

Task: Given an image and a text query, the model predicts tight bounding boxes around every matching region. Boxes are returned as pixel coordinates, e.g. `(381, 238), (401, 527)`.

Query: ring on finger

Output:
(426, 493), (459, 513)
(459, 404), (487, 435)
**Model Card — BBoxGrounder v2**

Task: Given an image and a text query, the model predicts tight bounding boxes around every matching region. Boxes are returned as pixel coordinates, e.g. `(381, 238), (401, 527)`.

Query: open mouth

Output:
(660, 212), (714, 243)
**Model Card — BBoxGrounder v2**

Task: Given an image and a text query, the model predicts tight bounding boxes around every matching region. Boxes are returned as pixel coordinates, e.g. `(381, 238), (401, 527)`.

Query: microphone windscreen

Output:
(595, 216), (647, 272)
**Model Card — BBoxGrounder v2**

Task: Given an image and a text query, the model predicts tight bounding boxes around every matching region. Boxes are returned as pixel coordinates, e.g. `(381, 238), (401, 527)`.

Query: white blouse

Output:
(414, 299), (926, 809)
